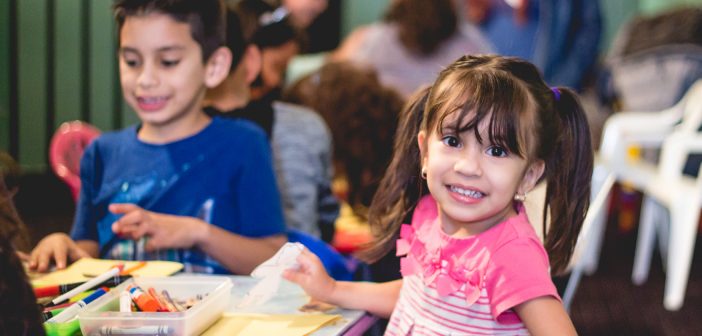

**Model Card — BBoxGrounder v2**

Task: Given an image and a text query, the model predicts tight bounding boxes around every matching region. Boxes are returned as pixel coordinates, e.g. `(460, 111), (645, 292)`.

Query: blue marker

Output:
(46, 287), (110, 323)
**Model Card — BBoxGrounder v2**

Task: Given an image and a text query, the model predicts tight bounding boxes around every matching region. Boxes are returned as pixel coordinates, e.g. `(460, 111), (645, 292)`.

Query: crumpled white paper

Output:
(238, 242), (304, 308)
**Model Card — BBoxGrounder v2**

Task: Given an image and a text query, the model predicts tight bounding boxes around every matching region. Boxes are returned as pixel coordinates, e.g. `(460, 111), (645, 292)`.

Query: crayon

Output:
(46, 287), (109, 323)
(34, 275), (132, 298)
(126, 285), (160, 312)
(51, 265), (123, 305)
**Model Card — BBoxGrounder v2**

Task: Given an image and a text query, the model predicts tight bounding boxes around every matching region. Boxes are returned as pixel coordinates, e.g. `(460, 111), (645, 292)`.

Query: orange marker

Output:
(126, 284), (160, 312)
(121, 261), (147, 275)
(147, 287), (171, 312)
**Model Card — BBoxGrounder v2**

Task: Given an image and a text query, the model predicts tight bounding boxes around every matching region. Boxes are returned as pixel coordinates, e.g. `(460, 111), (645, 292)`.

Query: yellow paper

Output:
(201, 313), (341, 336)
(31, 258), (183, 287)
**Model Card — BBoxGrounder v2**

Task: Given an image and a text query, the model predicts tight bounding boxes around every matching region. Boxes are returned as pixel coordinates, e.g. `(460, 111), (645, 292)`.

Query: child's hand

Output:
(28, 233), (90, 272)
(282, 248), (336, 303)
(109, 203), (208, 251)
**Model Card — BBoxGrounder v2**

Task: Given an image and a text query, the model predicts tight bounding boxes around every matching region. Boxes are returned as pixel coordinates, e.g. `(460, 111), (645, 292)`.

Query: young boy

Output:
(29, 0), (287, 275)
(204, 5), (338, 242)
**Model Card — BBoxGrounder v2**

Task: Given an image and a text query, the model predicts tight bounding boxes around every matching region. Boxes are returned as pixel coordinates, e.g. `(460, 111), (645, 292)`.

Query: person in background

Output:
(206, 4), (338, 242)
(462, 0), (602, 90)
(284, 54), (593, 334)
(331, 0), (493, 97)
(28, 0), (287, 275)
(0, 164), (45, 336)
(234, 0), (307, 103)
(283, 61), (404, 219)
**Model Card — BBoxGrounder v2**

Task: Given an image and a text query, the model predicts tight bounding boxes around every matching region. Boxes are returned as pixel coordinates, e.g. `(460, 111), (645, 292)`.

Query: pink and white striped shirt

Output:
(385, 196), (559, 335)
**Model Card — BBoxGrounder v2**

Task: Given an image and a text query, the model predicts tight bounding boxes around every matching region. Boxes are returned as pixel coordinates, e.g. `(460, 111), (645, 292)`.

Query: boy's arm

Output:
(110, 204), (286, 274)
(198, 224), (286, 274)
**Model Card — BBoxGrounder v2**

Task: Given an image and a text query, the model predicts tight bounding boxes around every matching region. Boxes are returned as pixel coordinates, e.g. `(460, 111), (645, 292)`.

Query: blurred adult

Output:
(463, 0), (602, 90)
(331, 0), (492, 97)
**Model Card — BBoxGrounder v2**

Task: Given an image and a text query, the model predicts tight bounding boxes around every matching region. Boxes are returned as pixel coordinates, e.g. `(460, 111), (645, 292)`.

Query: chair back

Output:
(49, 121), (101, 201)
(677, 79), (702, 134)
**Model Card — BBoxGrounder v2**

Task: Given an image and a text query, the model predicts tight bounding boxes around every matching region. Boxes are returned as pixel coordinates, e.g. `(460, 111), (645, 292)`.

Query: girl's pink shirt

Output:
(396, 195), (560, 322)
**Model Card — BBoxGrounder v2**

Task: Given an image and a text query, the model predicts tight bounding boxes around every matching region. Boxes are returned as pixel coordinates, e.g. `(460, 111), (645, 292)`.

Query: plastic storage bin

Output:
(78, 276), (232, 336)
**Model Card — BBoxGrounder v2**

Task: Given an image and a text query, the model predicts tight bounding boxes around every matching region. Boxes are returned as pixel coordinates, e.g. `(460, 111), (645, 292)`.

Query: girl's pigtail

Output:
(543, 87), (594, 275)
(360, 87), (431, 263)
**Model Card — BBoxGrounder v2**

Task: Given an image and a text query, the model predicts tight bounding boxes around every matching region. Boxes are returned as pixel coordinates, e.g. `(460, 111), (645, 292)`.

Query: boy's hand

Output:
(28, 233), (90, 272)
(109, 203), (209, 251)
(282, 248), (336, 303)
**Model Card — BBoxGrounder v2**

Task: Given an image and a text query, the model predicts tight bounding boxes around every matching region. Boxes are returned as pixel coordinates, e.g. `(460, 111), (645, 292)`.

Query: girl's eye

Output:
(161, 59), (180, 67)
(487, 146), (508, 157)
(441, 135), (461, 148)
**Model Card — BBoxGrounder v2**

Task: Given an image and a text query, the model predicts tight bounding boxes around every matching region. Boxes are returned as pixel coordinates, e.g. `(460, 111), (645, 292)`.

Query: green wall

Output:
(1, 0), (701, 171)
(1, 0), (127, 172)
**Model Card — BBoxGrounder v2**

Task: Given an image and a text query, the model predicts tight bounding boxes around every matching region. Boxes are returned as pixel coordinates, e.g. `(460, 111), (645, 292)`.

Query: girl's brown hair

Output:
(365, 55), (593, 275)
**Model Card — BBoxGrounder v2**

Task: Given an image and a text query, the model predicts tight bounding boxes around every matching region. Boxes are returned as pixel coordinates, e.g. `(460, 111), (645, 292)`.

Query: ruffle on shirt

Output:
(396, 220), (485, 306)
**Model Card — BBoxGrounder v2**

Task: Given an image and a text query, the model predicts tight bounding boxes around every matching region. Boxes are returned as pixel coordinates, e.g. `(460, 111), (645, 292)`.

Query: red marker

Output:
(34, 275), (132, 298)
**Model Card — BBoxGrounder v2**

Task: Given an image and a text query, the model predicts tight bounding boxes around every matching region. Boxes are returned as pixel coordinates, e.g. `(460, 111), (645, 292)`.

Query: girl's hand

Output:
(283, 248), (336, 302)
(109, 203), (209, 251)
(28, 233), (90, 272)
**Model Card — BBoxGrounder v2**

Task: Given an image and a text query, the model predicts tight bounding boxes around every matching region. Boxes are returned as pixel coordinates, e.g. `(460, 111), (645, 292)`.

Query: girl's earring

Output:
(421, 167), (427, 179)
(514, 192), (527, 202)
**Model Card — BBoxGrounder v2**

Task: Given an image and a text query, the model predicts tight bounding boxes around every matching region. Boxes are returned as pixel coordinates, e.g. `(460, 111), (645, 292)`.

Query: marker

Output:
(42, 301), (74, 312)
(126, 285), (160, 312)
(34, 275), (132, 298)
(46, 287), (109, 323)
(147, 287), (170, 312)
(120, 261), (147, 275)
(96, 325), (172, 335)
(50, 265), (123, 305)
(41, 307), (66, 322)
(119, 291), (132, 313)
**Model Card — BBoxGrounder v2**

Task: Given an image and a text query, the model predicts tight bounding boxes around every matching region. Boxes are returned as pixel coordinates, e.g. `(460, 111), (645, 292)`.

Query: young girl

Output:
(284, 54), (593, 335)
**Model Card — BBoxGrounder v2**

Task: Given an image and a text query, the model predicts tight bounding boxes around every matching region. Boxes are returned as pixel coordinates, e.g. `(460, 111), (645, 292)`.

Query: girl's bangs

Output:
(432, 71), (532, 158)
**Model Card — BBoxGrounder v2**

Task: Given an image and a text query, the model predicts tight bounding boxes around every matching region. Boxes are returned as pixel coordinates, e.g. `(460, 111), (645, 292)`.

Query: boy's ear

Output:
(519, 159), (545, 194)
(242, 45), (262, 85)
(204, 46), (233, 88)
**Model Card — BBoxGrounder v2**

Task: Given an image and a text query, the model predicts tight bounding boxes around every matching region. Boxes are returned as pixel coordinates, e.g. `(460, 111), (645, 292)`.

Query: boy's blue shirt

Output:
(70, 116), (286, 274)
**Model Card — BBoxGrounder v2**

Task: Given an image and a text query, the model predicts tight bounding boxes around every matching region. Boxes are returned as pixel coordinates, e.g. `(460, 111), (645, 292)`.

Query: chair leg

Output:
(632, 196), (659, 285)
(583, 169), (615, 274)
(656, 205), (670, 269)
(663, 200), (700, 311)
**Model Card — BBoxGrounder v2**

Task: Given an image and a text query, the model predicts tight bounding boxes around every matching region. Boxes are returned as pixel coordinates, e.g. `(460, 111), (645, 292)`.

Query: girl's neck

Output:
(439, 204), (518, 238)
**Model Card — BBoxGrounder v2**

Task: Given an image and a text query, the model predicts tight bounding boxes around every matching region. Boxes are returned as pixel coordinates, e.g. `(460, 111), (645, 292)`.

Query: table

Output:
(207, 275), (377, 336)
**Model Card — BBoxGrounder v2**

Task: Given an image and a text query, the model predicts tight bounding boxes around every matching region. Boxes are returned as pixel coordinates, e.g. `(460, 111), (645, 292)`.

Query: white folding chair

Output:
(632, 132), (702, 310)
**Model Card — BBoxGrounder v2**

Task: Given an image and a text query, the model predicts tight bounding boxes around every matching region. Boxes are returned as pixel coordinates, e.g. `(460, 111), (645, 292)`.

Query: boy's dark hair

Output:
(234, 0), (307, 51)
(113, 0), (226, 61)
